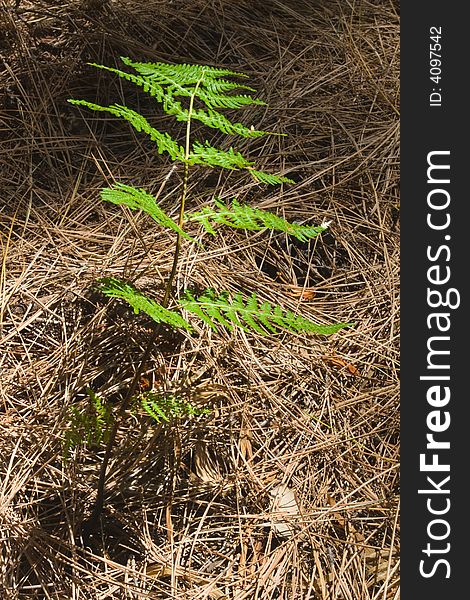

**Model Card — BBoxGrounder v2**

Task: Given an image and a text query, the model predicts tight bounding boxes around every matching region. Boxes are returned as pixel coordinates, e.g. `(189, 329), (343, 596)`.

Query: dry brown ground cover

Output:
(1, 1), (399, 598)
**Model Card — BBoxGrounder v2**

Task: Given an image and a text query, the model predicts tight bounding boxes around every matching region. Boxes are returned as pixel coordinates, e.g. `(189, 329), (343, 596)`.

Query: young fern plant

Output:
(69, 57), (351, 335)
(63, 388), (208, 461)
(68, 59), (352, 534)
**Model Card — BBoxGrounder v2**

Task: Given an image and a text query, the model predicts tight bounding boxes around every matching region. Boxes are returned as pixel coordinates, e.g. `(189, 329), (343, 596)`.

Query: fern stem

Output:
(162, 72), (203, 307)
(161, 161), (188, 308)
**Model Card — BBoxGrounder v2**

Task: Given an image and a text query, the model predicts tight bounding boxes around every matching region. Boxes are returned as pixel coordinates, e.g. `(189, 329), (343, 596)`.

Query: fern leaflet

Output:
(139, 389), (208, 424)
(121, 58), (265, 108)
(121, 57), (248, 82)
(249, 169), (295, 185)
(100, 183), (195, 241)
(67, 99), (184, 160)
(180, 289), (353, 335)
(86, 62), (167, 102)
(187, 141), (253, 170)
(189, 198), (327, 241)
(98, 278), (192, 331)
(163, 98), (269, 137)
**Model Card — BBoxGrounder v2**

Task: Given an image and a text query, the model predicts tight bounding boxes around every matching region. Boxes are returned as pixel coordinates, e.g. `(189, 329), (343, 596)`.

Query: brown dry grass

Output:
(1, 0), (399, 598)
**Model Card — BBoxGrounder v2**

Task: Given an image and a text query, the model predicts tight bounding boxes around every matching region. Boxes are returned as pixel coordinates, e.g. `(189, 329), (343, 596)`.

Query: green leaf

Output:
(121, 57), (248, 82)
(67, 99), (184, 160)
(100, 183), (195, 241)
(98, 278), (192, 331)
(189, 198), (327, 242)
(180, 289), (353, 336)
(187, 141), (253, 170)
(69, 61), (292, 182)
(139, 389), (208, 423)
(86, 62), (166, 102)
(249, 170), (295, 185)
(164, 99), (269, 137)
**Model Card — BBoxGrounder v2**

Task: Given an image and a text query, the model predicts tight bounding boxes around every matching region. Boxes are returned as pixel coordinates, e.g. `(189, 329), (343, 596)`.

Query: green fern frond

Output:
(63, 389), (113, 461)
(202, 78), (256, 94)
(180, 289), (353, 335)
(86, 388), (112, 440)
(67, 99), (266, 173)
(121, 56), (248, 84)
(100, 183), (195, 241)
(86, 62), (166, 102)
(69, 62), (291, 185)
(121, 58), (263, 108)
(67, 99), (184, 160)
(188, 198), (327, 242)
(197, 89), (266, 110)
(95, 278), (350, 336)
(249, 169), (295, 185)
(122, 59), (269, 132)
(86, 59), (268, 133)
(98, 277), (192, 331)
(188, 141), (253, 170)
(163, 98), (268, 137)
(139, 389), (207, 424)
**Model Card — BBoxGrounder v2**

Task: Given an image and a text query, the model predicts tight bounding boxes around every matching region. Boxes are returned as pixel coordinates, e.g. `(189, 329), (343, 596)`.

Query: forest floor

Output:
(1, 1), (399, 598)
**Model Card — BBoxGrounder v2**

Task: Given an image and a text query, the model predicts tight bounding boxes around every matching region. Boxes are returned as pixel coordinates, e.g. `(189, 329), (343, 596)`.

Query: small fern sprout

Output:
(63, 389), (113, 461)
(138, 389), (210, 424)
